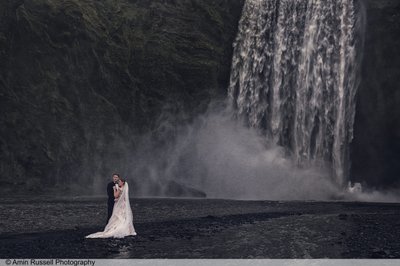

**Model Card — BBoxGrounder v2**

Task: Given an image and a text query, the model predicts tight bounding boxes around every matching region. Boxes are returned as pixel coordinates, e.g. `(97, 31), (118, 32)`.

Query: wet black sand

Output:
(1, 197), (400, 258)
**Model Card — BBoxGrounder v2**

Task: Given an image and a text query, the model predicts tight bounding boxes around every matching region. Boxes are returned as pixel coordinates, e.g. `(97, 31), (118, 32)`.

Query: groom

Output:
(107, 173), (120, 223)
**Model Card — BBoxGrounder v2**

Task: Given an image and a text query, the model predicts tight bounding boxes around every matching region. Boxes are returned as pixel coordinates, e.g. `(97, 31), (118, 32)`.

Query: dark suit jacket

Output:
(107, 181), (115, 203)
(106, 181), (116, 223)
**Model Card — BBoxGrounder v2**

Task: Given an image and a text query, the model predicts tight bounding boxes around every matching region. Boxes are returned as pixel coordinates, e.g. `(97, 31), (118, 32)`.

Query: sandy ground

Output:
(0, 197), (400, 258)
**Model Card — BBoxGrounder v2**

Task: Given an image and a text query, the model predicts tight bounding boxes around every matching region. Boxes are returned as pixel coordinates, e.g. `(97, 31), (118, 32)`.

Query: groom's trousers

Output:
(107, 199), (114, 224)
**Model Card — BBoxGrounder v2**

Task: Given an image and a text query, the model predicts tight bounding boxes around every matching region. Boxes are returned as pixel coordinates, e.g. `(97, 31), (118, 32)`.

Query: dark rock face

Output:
(0, 0), (244, 194)
(1, 0), (399, 195)
(351, 0), (400, 189)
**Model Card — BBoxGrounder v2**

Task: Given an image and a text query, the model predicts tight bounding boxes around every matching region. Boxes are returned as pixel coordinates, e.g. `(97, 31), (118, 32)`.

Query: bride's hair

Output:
(119, 177), (126, 183)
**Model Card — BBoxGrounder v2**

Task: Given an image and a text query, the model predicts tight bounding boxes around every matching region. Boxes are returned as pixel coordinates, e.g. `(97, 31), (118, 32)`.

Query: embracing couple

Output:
(86, 173), (137, 238)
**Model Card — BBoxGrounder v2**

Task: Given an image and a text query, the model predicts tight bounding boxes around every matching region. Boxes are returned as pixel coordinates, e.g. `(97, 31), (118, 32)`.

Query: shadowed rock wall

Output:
(351, 0), (400, 189)
(0, 0), (244, 194)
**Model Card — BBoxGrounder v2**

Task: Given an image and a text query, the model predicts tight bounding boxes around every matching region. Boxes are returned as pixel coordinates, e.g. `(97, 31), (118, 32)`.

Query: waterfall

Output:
(228, 0), (364, 186)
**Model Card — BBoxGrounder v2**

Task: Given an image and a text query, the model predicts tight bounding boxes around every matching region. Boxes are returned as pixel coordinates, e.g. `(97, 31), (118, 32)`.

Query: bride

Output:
(86, 178), (137, 238)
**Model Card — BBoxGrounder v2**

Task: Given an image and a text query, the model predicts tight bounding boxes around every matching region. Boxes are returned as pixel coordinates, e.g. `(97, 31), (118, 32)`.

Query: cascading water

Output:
(228, 0), (364, 187)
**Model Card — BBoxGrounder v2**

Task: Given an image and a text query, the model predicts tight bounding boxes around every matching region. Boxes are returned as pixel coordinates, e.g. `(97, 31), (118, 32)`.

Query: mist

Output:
(124, 100), (400, 202)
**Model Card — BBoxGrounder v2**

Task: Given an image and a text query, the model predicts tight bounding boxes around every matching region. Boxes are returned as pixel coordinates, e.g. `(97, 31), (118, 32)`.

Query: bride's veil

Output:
(105, 181), (131, 229)
(120, 182), (136, 236)
(124, 182), (134, 226)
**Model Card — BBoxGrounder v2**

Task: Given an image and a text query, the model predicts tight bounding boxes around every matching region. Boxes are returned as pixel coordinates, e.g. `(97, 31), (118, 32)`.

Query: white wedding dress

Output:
(86, 182), (137, 238)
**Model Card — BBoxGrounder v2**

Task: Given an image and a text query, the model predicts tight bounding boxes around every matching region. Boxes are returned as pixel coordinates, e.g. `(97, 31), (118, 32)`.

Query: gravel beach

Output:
(1, 197), (399, 258)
